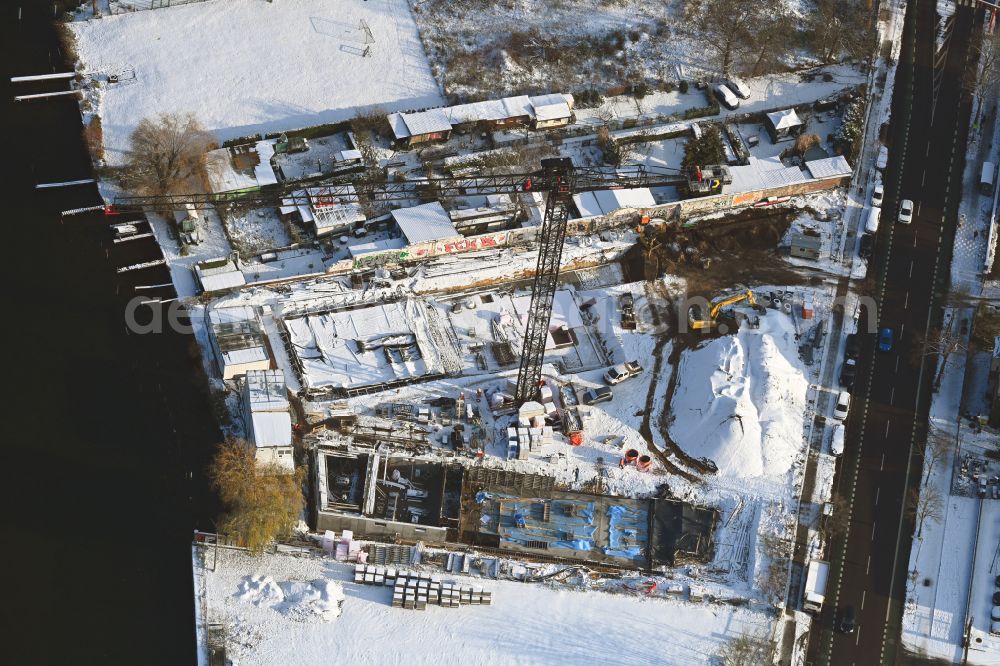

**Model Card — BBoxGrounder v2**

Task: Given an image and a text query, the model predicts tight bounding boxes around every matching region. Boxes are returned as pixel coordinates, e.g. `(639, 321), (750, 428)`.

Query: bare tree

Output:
(965, 31), (1000, 104)
(123, 113), (216, 197)
(718, 629), (775, 666)
(686, 0), (785, 76)
(210, 438), (305, 554)
(807, 0), (876, 64)
(911, 324), (969, 390)
(908, 485), (944, 540)
(922, 428), (953, 485)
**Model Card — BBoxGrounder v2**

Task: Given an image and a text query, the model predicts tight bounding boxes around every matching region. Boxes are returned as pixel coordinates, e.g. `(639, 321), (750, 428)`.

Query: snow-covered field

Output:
(71, 0), (443, 163)
(199, 546), (774, 666)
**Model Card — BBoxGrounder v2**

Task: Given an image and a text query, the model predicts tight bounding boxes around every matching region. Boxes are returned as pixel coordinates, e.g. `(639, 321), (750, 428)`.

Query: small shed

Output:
(208, 305), (271, 380)
(242, 369), (294, 471)
(765, 109), (805, 143)
(790, 233), (822, 260)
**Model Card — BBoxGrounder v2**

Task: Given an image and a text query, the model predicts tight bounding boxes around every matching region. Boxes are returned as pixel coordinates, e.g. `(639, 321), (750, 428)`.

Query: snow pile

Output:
(668, 312), (807, 480)
(236, 575), (344, 623)
(71, 0), (443, 163)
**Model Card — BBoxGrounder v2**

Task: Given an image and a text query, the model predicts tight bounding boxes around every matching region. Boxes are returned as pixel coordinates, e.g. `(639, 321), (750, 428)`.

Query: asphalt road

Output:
(809, 1), (978, 665)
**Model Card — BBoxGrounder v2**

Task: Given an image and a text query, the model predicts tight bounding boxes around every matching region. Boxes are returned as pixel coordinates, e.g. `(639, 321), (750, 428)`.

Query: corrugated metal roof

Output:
(791, 233), (822, 249)
(806, 155), (852, 179)
(402, 108), (452, 136)
(534, 102), (571, 122)
(391, 202), (459, 244)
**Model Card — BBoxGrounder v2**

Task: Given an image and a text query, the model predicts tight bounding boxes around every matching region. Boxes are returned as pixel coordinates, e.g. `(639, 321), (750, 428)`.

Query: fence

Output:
(110, 0), (212, 15)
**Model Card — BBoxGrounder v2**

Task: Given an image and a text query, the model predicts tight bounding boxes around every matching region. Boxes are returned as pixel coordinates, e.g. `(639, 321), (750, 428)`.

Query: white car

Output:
(724, 78), (751, 99)
(876, 145), (889, 171)
(831, 424), (845, 456)
(833, 391), (851, 420)
(871, 182), (884, 208)
(898, 199), (914, 224)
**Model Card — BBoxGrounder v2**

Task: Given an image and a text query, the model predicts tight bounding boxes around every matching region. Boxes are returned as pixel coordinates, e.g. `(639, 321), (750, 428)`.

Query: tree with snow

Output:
(123, 112), (215, 197)
(682, 125), (726, 170)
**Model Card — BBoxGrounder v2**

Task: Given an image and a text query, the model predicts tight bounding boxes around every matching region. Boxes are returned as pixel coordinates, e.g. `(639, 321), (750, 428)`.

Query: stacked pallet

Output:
(353, 565), (494, 610)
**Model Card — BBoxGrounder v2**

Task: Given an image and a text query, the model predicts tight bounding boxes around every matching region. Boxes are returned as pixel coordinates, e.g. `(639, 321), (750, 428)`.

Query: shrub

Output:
(83, 116), (104, 163)
(679, 80), (690, 94)
(632, 82), (650, 99)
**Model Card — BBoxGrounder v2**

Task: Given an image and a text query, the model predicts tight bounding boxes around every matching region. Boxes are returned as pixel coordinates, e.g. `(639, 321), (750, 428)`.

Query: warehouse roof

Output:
(391, 202), (459, 244)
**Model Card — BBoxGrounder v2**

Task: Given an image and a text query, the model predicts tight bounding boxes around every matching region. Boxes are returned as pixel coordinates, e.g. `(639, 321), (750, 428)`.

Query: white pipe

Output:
(10, 72), (75, 83)
(36, 179), (96, 189)
(15, 90), (81, 101)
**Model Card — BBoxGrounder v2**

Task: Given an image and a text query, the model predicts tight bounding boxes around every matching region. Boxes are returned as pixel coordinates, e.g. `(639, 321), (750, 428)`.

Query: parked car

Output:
(713, 83), (740, 110)
(604, 361), (643, 385)
(724, 77), (751, 99)
(992, 606), (1000, 621)
(876, 145), (889, 171)
(871, 182), (884, 208)
(833, 391), (852, 420)
(840, 358), (857, 389)
(898, 199), (914, 225)
(879, 327), (894, 352)
(859, 233), (875, 259)
(838, 606), (856, 634)
(864, 206), (881, 234)
(831, 424), (846, 456)
(993, 590), (1000, 605)
(582, 386), (613, 405)
(845, 333), (860, 360)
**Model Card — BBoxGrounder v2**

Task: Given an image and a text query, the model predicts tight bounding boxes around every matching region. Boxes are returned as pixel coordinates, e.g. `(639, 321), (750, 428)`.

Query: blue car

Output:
(879, 327), (894, 352)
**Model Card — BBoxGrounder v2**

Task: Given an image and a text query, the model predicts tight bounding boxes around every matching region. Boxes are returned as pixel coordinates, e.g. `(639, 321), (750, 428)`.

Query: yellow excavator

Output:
(688, 290), (766, 330)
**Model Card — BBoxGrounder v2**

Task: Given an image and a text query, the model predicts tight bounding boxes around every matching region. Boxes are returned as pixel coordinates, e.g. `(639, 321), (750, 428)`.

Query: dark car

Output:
(879, 327), (894, 352)
(995, 574), (1000, 587)
(993, 590), (1000, 605)
(840, 359), (857, 389)
(845, 334), (860, 360)
(838, 606), (856, 634)
(582, 386), (613, 405)
(859, 233), (875, 259)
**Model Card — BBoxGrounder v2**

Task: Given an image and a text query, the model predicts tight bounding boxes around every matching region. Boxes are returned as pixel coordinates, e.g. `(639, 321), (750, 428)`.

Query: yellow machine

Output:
(688, 290), (762, 330)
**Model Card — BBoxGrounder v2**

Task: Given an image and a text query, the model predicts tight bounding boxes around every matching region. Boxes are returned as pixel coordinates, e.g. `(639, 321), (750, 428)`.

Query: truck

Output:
(803, 560), (830, 614)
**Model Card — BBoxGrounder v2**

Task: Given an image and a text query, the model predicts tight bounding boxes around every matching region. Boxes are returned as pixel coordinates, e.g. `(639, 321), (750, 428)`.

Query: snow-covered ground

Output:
(70, 0), (443, 164)
(198, 545), (775, 666)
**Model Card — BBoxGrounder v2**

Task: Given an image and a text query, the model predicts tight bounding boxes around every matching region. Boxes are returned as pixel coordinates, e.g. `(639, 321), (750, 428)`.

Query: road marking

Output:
(876, 487), (880, 505)
(862, 590), (867, 610)
(916, 201), (921, 216)
(909, 260), (914, 277)
(895, 355), (901, 372)
(867, 555), (871, 574)
(926, 144), (931, 156)
(914, 233), (918, 248)
(885, 420), (891, 437)
(881, 453), (885, 470)
(856, 624), (862, 646)
(904, 291), (909, 309)
(900, 323), (905, 337)
(922, 169), (927, 185)
(890, 386), (895, 404)
(872, 522), (877, 541)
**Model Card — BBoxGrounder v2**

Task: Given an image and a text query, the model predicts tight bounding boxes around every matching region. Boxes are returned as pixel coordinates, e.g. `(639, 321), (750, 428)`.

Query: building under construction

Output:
(314, 445), (718, 570)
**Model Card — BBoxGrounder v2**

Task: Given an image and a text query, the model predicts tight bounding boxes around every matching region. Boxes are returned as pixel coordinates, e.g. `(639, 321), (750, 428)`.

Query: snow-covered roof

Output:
(572, 187), (656, 218)
(391, 202), (459, 244)
(994, 336), (1000, 357)
(209, 305), (259, 326)
(728, 157), (808, 193)
(805, 155), (852, 179)
(245, 369), (289, 411)
(253, 140), (278, 187)
(348, 237), (407, 258)
(195, 258), (246, 293)
(336, 149), (363, 162)
(533, 102), (571, 122)
(402, 108), (452, 136)
(502, 95), (532, 118)
(448, 99), (507, 125)
(313, 203), (366, 234)
(387, 112), (410, 140)
(530, 93), (574, 109)
(205, 141), (278, 193)
(250, 411), (292, 448)
(209, 306), (269, 368)
(765, 108), (804, 131)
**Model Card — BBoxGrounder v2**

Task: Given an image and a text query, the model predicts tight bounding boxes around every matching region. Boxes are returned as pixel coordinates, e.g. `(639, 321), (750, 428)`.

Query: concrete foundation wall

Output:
(317, 511), (448, 544)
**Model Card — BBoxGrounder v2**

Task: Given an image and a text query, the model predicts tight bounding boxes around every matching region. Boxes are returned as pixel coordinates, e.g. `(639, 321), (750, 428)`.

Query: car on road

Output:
(582, 386), (613, 405)
(831, 424), (845, 456)
(838, 606), (856, 634)
(876, 145), (889, 171)
(833, 391), (852, 420)
(840, 358), (857, 388)
(898, 198), (914, 224)
(871, 182), (884, 207)
(879, 327), (894, 352)
(724, 77), (751, 99)
(845, 333), (860, 360)
(859, 233), (874, 259)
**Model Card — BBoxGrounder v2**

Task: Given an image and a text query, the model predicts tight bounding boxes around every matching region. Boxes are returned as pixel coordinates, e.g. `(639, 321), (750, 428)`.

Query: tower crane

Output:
(108, 159), (727, 405)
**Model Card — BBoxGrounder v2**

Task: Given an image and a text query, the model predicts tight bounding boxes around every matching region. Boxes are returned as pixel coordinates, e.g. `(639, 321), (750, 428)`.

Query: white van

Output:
(981, 161), (995, 195)
(831, 424), (845, 456)
(724, 78), (751, 99)
(865, 206), (881, 234)
(714, 84), (740, 110)
(833, 391), (851, 420)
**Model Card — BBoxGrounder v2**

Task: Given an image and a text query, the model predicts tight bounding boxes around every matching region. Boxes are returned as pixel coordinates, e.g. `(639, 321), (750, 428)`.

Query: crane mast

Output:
(513, 158), (574, 405)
